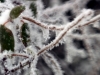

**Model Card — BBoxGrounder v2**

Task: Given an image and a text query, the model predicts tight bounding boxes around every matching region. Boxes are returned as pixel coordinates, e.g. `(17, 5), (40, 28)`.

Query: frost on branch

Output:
(0, 0), (100, 75)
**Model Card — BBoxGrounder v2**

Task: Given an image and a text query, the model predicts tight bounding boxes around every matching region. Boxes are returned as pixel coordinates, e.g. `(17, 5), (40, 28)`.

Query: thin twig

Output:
(78, 14), (100, 28)
(23, 14), (100, 31)
(23, 17), (64, 30)
(7, 58), (32, 74)
(43, 53), (63, 75)
(11, 53), (29, 58)
(67, 34), (100, 40)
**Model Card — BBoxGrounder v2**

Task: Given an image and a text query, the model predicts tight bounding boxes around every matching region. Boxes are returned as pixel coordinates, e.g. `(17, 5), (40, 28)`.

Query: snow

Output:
(0, 9), (10, 25)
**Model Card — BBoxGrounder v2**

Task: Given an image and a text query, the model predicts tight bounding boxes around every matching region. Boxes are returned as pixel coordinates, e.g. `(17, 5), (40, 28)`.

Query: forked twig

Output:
(5, 10), (100, 74)
(23, 14), (100, 31)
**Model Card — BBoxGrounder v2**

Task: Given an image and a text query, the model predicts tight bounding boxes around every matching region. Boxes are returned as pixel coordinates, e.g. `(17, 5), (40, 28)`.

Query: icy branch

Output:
(23, 14), (100, 31)
(23, 17), (64, 30)
(37, 9), (93, 56)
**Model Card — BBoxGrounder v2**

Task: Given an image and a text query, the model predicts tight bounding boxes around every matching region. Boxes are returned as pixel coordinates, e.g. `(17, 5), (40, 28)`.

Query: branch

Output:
(23, 17), (64, 30)
(11, 53), (29, 58)
(79, 27), (99, 73)
(78, 14), (100, 28)
(67, 34), (100, 40)
(37, 9), (93, 56)
(43, 53), (63, 75)
(23, 14), (100, 31)
(0, 53), (29, 61)
(42, 0), (79, 16)
(42, 0), (90, 17)
(6, 9), (94, 74)
(6, 58), (32, 74)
